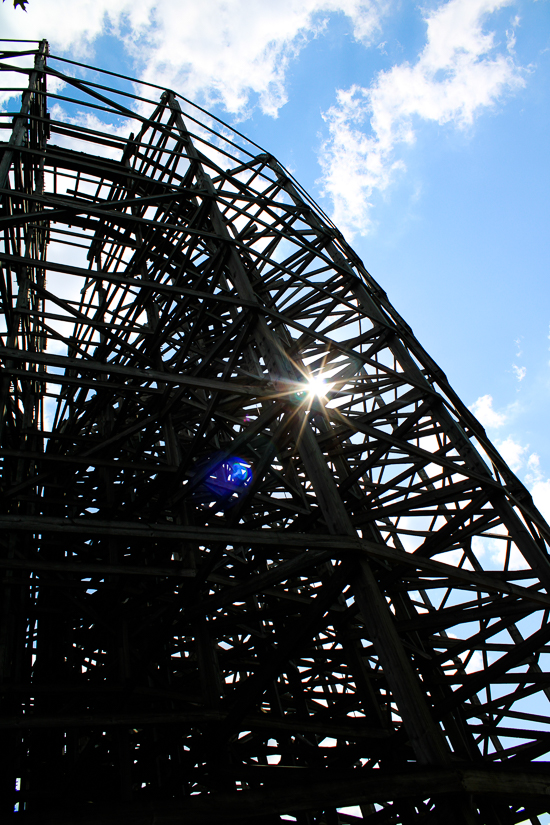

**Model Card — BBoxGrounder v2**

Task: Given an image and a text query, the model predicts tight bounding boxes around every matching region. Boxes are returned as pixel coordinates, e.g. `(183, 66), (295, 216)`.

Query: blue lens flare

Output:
(197, 455), (253, 503)
(223, 459), (252, 487)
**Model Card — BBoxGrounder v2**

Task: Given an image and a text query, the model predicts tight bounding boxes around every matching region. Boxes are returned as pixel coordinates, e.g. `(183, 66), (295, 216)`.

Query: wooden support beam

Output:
(3, 48), (550, 823)
(6, 767), (550, 824)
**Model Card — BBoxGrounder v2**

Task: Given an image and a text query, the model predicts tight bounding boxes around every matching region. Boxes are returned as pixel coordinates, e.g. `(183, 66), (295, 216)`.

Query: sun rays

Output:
(306, 374), (333, 399)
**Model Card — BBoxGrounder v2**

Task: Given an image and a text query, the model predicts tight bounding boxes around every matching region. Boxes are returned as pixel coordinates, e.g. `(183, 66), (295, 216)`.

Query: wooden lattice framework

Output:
(2, 39), (550, 825)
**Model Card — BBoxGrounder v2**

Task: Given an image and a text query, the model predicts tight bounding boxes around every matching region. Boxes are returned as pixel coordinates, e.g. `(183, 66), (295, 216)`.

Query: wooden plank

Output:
(6, 767), (550, 823)
(0, 346), (260, 397)
(0, 709), (390, 738)
(2, 515), (548, 606)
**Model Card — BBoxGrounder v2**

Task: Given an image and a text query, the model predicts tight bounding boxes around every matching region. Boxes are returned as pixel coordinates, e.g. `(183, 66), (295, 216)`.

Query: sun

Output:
(306, 374), (332, 398)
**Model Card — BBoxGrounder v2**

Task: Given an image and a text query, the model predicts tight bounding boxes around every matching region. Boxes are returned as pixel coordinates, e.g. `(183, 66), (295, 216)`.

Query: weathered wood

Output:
(0, 708), (391, 738)
(5, 767), (550, 824)
(2, 515), (548, 605)
(0, 345), (260, 395)
(3, 43), (550, 823)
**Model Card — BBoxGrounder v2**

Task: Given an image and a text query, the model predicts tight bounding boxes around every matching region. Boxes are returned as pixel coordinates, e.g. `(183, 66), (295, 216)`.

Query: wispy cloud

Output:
(3, 0), (385, 117)
(512, 364), (526, 381)
(318, 0), (525, 237)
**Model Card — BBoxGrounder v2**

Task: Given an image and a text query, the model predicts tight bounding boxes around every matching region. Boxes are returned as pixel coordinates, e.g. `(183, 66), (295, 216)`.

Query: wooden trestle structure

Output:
(1, 39), (550, 825)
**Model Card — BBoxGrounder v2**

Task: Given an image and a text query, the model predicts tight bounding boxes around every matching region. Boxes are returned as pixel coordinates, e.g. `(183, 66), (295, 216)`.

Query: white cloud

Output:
(506, 14), (520, 54)
(525, 453), (550, 526)
(490, 540), (529, 570)
(318, 0), (525, 236)
(129, 0), (385, 117)
(469, 393), (506, 428)
(447, 632), (484, 672)
(472, 524), (529, 571)
(495, 435), (526, 471)
(527, 452), (541, 474)
(531, 479), (550, 526)
(1, 0), (135, 57)
(512, 364), (526, 381)
(47, 103), (140, 159)
(2, 0), (384, 117)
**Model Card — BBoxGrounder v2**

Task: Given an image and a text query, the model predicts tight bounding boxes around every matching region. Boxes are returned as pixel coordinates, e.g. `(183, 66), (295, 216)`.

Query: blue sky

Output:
(2, 0), (550, 524)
